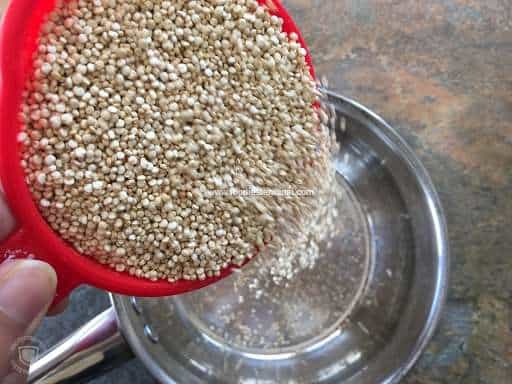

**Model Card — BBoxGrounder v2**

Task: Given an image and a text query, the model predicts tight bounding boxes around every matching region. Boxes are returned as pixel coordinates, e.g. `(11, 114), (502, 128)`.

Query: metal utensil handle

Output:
(29, 307), (135, 383)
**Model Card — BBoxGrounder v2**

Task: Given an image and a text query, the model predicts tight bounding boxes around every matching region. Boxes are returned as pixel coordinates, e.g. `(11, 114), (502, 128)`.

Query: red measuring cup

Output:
(0, 0), (315, 305)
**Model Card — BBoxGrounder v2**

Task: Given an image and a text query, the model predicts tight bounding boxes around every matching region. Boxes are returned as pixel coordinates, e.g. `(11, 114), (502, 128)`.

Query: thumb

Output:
(0, 260), (57, 381)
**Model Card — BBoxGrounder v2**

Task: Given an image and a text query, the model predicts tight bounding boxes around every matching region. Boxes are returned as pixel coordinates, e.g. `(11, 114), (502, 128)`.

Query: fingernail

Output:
(0, 260), (57, 328)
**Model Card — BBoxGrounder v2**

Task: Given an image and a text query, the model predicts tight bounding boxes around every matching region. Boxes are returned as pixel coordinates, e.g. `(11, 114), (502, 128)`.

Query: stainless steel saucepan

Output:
(29, 92), (449, 384)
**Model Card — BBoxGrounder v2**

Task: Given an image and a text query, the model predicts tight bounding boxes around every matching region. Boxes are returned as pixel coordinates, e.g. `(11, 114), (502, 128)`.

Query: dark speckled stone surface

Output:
(16, 0), (512, 383)
(282, 0), (511, 382)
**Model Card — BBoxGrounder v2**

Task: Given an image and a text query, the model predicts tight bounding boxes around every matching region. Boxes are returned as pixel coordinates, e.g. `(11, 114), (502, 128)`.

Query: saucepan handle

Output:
(28, 307), (135, 384)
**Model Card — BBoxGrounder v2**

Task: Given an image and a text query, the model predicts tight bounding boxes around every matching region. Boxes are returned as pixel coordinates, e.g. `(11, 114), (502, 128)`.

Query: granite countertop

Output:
(27, 0), (512, 383)
(288, 1), (511, 382)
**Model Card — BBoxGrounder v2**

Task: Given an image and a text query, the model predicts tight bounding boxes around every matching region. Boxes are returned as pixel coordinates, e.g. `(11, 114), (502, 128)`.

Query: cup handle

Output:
(0, 226), (82, 307)
(28, 307), (135, 383)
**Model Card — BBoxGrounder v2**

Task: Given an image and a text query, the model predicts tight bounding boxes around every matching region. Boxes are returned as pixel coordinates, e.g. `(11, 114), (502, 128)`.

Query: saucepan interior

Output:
(111, 92), (449, 384)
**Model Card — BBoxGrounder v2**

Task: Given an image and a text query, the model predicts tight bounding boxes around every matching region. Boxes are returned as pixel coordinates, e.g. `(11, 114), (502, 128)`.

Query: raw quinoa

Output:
(19, 0), (331, 282)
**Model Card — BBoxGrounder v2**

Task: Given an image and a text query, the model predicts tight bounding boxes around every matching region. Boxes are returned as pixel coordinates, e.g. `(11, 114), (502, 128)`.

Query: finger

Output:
(0, 260), (57, 379)
(3, 371), (26, 384)
(0, 190), (16, 241)
(46, 298), (69, 316)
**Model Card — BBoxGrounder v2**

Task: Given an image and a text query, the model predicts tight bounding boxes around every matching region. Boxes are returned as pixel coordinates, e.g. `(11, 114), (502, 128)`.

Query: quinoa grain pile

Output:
(19, 0), (331, 282)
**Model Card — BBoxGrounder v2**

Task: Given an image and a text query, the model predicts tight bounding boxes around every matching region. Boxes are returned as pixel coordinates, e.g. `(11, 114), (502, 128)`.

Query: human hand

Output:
(0, 192), (60, 383)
